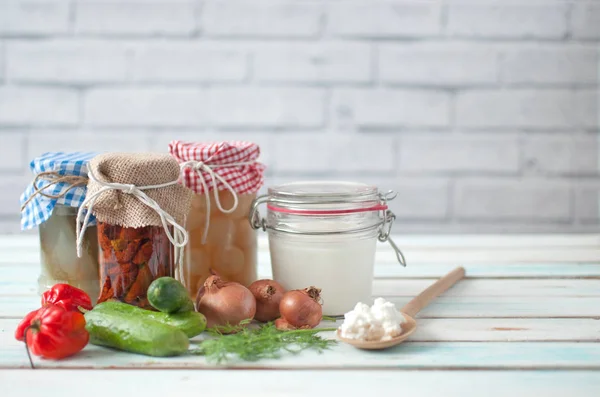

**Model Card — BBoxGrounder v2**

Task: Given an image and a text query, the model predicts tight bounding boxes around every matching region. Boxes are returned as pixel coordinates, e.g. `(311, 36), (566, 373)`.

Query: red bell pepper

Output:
(17, 305), (89, 360)
(41, 284), (92, 313)
(14, 308), (40, 341)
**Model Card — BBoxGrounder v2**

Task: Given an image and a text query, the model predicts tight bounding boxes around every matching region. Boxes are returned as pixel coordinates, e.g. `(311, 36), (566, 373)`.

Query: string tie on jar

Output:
(75, 169), (189, 267)
(20, 171), (88, 211)
(179, 160), (256, 244)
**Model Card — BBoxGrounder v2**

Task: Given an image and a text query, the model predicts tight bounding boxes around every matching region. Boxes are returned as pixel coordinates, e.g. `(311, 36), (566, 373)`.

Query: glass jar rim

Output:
(267, 181), (381, 212)
(268, 181), (377, 199)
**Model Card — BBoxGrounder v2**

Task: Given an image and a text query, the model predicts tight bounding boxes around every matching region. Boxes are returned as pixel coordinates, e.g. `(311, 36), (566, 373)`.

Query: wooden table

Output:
(1, 235), (599, 396)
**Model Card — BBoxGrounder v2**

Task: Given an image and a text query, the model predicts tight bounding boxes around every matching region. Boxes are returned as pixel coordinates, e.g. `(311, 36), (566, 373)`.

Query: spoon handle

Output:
(401, 267), (466, 318)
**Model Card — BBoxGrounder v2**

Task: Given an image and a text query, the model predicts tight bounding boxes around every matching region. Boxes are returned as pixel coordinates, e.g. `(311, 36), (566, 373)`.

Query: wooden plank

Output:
(2, 317), (598, 343)
(375, 279), (600, 297)
(5, 260), (600, 282)
(4, 234), (600, 250)
(3, 236), (600, 266)
(376, 249), (600, 263)
(2, 335), (600, 369)
(1, 370), (599, 397)
(1, 295), (600, 320)
(4, 247), (599, 264)
(379, 234), (600, 249)
(372, 263), (600, 278)
(0, 295), (592, 319)
(4, 268), (600, 298)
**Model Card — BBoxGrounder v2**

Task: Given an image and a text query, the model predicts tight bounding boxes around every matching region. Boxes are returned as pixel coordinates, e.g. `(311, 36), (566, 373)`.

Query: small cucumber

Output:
(85, 308), (189, 357)
(148, 277), (194, 313)
(92, 301), (206, 337)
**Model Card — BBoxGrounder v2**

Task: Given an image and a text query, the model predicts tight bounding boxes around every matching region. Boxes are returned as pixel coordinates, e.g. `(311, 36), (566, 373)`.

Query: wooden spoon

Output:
(337, 266), (466, 350)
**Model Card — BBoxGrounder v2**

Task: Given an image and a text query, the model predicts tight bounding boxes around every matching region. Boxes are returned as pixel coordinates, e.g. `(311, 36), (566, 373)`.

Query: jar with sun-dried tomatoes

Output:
(77, 152), (192, 309)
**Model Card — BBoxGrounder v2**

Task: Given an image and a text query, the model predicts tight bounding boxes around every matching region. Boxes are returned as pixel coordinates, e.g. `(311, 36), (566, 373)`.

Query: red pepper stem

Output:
(23, 326), (35, 370)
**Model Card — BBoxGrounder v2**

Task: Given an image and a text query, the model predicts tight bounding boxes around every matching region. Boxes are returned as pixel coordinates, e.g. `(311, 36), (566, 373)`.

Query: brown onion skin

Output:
(274, 317), (296, 331)
(279, 287), (322, 329)
(196, 275), (256, 330)
(249, 279), (286, 322)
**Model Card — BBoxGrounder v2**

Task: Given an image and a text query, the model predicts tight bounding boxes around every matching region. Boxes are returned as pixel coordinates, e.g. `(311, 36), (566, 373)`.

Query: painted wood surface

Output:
(1, 370), (600, 397)
(3, 268), (599, 298)
(2, 317), (599, 347)
(3, 235), (600, 265)
(3, 337), (600, 369)
(1, 235), (599, 396)
(4, 234), (600, 249)
(5, 261), (600, 284)
(3, 295), (600, 319)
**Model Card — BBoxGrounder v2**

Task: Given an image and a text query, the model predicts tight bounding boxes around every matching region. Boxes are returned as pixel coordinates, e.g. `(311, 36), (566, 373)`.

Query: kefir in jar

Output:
(250, 181), (406, 316)
(169, 141), (266, 298)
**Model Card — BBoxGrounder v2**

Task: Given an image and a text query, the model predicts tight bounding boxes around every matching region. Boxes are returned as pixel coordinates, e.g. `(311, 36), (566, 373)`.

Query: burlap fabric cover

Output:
(87, 153), (192, 228)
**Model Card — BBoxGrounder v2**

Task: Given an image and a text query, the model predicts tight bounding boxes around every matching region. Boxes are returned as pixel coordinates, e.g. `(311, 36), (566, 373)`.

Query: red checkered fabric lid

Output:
(169, 141), (266, 195)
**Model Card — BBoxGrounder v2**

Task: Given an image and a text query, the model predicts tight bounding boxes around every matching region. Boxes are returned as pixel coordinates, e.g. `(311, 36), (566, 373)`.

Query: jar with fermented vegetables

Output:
(76, 152), (192, 309)
(169, 141), (266, 298)
(20, 152), (100, 302)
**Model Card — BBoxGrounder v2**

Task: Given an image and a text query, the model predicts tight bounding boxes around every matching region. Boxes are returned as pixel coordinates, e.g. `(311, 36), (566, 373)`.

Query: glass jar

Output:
(181, 191), (258, 298)
(97, 222), (173, 309)
(38, 204), (99, 302)
(250, 181), (406, 316)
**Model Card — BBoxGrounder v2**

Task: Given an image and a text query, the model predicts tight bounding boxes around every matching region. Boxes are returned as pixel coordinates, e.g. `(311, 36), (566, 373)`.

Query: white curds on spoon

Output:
(337, 266), (466, 350)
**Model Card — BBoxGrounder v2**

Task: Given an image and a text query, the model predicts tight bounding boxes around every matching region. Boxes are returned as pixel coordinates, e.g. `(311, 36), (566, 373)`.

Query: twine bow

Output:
(180, 160), (255, 244)
(21, 171), (88, 211)
(75, 169), (189, 267)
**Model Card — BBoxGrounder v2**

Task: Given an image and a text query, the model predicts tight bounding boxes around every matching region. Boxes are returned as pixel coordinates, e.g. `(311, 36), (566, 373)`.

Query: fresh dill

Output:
(192, 322), (338, 363)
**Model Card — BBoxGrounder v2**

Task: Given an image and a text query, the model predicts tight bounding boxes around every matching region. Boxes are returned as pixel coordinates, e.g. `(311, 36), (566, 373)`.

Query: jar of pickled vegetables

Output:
(169, 141), (266, 297)
(39, 205), (99, 301)
(97, 223), (173, 309)
(76, 153), (192, 309)
(20, 152), (100, 302)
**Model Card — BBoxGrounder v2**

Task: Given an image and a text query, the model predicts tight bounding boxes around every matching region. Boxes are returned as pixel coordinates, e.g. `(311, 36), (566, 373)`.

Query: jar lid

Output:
(267, 181), (384, 215)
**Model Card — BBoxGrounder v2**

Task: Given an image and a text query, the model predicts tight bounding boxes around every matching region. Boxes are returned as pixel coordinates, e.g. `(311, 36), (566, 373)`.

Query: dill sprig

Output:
(192, 322), (338, 364)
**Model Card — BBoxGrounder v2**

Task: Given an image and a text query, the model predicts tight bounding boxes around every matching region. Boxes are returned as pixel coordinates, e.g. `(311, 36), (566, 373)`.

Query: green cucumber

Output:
(147, 277), (194, 313)
(85, 308), (189, 357)
(92, 301), (206, 337)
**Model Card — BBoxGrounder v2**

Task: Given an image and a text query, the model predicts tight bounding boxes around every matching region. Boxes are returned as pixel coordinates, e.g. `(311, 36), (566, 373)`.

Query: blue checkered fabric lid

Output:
(20, 152), (99, 230)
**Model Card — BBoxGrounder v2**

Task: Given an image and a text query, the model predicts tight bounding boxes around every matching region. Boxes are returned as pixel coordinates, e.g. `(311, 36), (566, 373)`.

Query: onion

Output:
(274, 317), (295, 331)
(278, 286), (323, 329)
(196, 275), (256, 330)
(249, 280), (286, 322)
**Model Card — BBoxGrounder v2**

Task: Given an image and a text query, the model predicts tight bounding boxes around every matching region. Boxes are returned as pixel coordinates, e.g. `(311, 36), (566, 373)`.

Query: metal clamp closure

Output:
(249, 194), (268, 231)
(377, 210), (406, 267)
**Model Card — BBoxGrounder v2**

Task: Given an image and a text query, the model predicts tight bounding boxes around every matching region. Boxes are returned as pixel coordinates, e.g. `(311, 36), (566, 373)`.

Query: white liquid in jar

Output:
(269, 229), (378, 316)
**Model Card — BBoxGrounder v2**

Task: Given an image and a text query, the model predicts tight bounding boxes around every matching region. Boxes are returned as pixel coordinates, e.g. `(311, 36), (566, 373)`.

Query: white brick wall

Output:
(203, 2), (322, 38)
(0, 87), (79, 126)
(84, 88), (209, 127)
(455, 90), (596, 129)
(500, 44), (599, 85)
(254, 42), (371, 84)
(328, 2), (441, 38)
(333, 89), (451, 128)
(570, 3), (600, 39)
(0, 0), (598, 234)
(74, 3), (198, 36)
(379, 43), (498, 86)
(7, 40), (130, 84)
(455, 179), (572, 222)
(0, 1), (70, 36)
(446, 4), (568, 39)
(131, 42), (248, 83)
